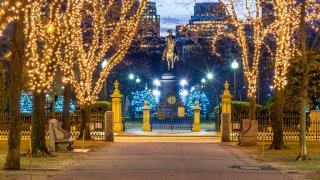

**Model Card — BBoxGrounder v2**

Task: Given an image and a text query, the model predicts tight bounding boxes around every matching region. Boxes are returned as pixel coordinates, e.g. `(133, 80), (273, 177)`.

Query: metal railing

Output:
(0, 112), (107, 140)
(231, 113), (320, 141)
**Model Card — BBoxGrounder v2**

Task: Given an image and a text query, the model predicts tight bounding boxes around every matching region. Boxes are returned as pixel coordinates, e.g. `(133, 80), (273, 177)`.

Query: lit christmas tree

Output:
(54, 96), (75, 113)
(131, 88), (157, 112)
(20, 92), (32, 114)
(185, 91), (209, 115)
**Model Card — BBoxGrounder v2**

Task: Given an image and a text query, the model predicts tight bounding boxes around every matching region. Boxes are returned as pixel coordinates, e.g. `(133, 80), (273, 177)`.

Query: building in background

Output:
(176, 2), (228, 45)
(136, 1), (162, 53)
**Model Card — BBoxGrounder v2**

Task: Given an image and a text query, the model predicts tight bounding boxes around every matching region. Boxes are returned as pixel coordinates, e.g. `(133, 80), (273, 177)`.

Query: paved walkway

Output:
(50, 137), (290, 180)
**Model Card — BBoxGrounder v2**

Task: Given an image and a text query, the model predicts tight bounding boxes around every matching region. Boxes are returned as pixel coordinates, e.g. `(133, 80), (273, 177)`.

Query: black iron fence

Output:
(0, 112), (106, 140)
(231, 113), (320, 141)
(150, 114), (193, 131)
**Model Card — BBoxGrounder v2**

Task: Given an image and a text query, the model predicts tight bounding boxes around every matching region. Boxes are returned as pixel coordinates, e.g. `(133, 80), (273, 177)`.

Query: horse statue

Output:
(162, 29), (179, 70)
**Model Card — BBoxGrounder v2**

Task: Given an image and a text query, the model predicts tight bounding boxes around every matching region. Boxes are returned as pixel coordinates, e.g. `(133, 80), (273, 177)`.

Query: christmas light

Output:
(59, 0), (147, 108)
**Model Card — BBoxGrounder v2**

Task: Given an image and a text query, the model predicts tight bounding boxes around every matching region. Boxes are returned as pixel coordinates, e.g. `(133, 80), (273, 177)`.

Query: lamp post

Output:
(231, 60), (239, 101)
(101, 59), (108, 101)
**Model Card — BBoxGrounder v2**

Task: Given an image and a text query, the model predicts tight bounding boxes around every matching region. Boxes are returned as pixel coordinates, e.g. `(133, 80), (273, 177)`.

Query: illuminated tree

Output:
(4, 0), (26, 170)
(24, 0), (64, 156)
(264, 0), (318, 150)
(131, 89), (157, 113)
(185, 91), (209, 115)
(60, 0), (147, 139)
(0, 0), (24, 35)
(212, 0), (271, 120)
(55, 96), (75, 113)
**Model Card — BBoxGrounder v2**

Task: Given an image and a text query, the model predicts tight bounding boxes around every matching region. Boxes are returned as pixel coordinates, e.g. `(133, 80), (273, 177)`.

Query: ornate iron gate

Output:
(150, 115), (193, 131)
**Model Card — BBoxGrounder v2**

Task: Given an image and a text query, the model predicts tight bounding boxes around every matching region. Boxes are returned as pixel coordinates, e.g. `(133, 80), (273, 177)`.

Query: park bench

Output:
(49, 119), (74, 152)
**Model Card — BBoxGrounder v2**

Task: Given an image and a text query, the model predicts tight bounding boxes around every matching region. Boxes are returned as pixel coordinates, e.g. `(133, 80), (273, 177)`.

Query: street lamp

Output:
(207, 72), (213, 80)
(129, 73), (135, 80)
(135, 77), (141, 83)
(180, 79), (187, 87)
(101, 59), (108, 101)
(153, 79), (161, 87)
(231, 60), (239, 101)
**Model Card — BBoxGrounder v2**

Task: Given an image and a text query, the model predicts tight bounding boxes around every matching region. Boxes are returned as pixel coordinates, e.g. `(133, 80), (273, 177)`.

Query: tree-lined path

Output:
(50, 137), (290, 180)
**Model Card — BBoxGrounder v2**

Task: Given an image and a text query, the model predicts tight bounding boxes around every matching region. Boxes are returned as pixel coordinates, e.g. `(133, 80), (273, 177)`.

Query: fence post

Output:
(142, 100), (151, 132)
(111, 81), (123, 132)
(192, 100), (201, 132)
(220, 81), (232, 141)
(104, 111), (114, 142)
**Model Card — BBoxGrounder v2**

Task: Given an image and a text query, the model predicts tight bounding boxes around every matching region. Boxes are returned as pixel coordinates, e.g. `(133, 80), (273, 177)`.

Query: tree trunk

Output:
(62, 83), (71, 133)
(249, 96), (256, 120)
(269, 88), (286, 150)
(4, 11), (24, 170)
(296, 0), (311, 161)
(31, 92), (51, 157)
(78, 106), (91, 140)
(51, 92), (56, 119)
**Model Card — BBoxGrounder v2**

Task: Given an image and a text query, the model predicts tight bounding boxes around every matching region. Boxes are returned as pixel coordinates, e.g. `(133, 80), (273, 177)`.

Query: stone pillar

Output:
(192, 100), (201, 132)
(104, 111), (114, 142)
(142, 100), (151, 132)
(221, 113), (231, 142)
(220, 81), (232, 141)
(111, 81), (123, 132)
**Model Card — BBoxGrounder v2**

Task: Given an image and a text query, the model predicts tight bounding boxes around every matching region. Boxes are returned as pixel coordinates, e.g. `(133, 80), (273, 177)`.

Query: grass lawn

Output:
(0, 140), (109, 179)
(231, 140), (320, 179)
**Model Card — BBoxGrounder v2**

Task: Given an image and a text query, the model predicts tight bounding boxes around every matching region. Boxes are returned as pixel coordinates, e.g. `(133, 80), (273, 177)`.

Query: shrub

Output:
(91, 101), (111, 114)
(214, 101), (264, 116)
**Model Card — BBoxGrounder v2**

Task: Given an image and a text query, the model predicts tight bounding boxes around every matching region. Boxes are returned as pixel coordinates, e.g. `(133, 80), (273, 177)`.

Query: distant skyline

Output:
(152, 0), (198, 36)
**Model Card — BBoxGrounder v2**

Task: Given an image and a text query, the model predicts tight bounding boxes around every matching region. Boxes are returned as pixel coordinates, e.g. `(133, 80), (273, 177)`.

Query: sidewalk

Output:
(49, 137), (291, 180)
(116, 128), (220, 137)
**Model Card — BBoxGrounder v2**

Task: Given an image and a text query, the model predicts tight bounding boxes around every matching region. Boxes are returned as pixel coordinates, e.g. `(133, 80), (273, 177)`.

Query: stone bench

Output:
(49, 119), (74, 152)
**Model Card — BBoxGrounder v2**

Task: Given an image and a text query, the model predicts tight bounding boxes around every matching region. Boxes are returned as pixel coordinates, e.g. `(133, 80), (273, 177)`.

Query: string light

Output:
(211, 0), (320, 98)
(0, 0), (25, 36)
(59, 0), (147, 107)
(24, 1), (63, 94)
(211, 0), (270, 98)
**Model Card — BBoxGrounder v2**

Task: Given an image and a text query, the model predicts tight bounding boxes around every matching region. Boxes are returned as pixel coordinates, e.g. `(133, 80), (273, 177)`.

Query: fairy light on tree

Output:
(212, 0), (272, 120)
(24, 0), (63, 156)
(0, 0), (25, 36)
(269, 0), (320, 150)
(59, 0), (147, 139)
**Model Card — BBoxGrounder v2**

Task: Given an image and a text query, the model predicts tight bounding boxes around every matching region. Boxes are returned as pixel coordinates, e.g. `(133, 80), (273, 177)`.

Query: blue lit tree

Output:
(20, 92), (32, 113)
(131, 89), (157, 113)
(186, 90), (209, 115)
(54, 96), (75, 113)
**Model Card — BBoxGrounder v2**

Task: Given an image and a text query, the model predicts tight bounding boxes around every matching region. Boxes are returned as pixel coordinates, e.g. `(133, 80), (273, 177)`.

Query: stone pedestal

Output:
(104, 111), (114, 142)
(239, 119), (258, 146)
(142, 101), (151, 132)
(192, 100), (201, 132)
(221, 113), (231, 142)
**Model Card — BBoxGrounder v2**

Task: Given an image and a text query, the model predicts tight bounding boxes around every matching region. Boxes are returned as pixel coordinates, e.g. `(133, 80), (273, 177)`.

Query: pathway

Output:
(50, 137), (290, 180)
